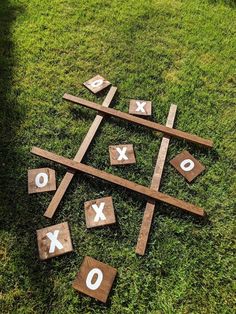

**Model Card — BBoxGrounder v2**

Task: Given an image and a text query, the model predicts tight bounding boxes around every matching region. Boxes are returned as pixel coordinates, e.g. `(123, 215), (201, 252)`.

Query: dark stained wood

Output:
(109, 144), (136, 165)
(72, 256), (117, 303)
(44, 86), (117, 218)
(83, 74), (111, 94)
(84, 196), (116, 228)
(129, 99), (152, 116)
(31, 146), (206, 217)
(135, 104), (177, 256)
(63, 93), (213, 148)
(170, 150), (205, 182)
(36, 222), (73, 260)
(28, 168), (56, 194)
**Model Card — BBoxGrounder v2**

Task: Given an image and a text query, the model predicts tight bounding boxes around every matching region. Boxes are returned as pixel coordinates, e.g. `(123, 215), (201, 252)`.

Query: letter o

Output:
(86, 268), (103, 290)
(180, 159), (195, 172)
(91, 79), (103, 88)
(35, 172), (49, 188)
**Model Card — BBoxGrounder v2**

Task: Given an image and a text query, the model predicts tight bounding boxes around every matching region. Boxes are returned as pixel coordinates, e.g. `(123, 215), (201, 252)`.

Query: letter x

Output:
(46, 230), (63, 253)
(92, 202), (106, 222)
(116, 147), (128, 161)
(136, 101), (146, 113)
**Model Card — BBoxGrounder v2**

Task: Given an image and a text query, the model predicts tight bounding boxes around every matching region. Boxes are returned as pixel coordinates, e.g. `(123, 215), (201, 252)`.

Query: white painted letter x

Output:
(46, 230), (63, 253)
(116, 147), (128, 161)
(136, 101), (146, 113)
(92, 202), (106, 222)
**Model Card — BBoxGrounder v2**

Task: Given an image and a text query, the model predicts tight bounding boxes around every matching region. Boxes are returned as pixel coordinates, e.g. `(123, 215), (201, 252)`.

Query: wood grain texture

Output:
(135, 104), (177, 256)
(63, 93), (213, 148)
(44, 86), (117, 218)
(83, 74), (111, 94)
(109, 144), (136, 165)
(28, 168), (56, 194)
(36, 222), (73, 260)
(129, 99), (152, 116)
(31, 146), (206, 217)
(84, 196), (116, 228)
(72, 256), (117, 303)
(170, 150), (205, 182)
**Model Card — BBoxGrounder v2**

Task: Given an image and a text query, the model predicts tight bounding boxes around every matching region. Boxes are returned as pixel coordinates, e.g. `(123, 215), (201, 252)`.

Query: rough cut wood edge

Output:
(63, 93), (213, 148)
(135, 104), (177, 256)
(31, 146), (206, 217)
(44, 86), (117, 218)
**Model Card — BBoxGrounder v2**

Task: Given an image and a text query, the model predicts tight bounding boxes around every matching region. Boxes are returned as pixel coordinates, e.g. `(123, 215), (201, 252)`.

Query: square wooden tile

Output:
(83, 75), (111, 94)
(72, 256), (117, 303)
(129, 99), (152, 116)
(109, 144), (136, 165)
(84, 196), (116, 228)
(170, 150), (205, 182)
(28, 168), (56, 194)
(36, 222), (73, 260)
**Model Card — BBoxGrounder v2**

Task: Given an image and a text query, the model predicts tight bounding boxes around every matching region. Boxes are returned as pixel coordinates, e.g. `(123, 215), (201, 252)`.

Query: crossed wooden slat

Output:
(31, 146), (205, 217)
(34, 87), (213, 255)
(44, 86), (118, 218)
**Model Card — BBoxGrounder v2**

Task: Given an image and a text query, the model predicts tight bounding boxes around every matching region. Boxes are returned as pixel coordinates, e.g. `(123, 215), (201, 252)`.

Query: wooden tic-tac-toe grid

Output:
(29, 74), (213, 303)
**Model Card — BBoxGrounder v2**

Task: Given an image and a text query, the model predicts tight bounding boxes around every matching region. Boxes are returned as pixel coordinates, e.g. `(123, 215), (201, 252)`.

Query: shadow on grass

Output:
(207, 0), (236, 8)
(0, 1), (56, 311)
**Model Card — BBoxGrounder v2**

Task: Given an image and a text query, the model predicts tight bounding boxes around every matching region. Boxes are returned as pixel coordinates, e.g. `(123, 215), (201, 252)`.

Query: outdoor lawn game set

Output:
(28, 75), (213, 303)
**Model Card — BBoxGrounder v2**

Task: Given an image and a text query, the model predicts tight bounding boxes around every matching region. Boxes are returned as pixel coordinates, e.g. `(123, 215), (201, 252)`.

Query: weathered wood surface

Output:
(135, 104), (177, 256)
(72, 256), (117, 303)
(31, 146), (205, 216)
(63, 93), (213, 148)
(44, 86), (117, 218)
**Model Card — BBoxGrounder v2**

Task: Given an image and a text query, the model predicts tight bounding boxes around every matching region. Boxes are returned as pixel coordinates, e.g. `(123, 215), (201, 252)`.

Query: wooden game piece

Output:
(129, 99), (152, 116)
(72, 256), (117, 303)
(28, 168), (56, 194)
(135, 104), (177, 256)
(84, 196), (116, 228)
(83, 75), (111, 94)
(170, 150), (205, 182)
(63, 93), (213, 148)
(44, 86), (117, 218)
(31, 146), (206, 216)
(109, 144), (136, 165)
(36, 222), (73, 260)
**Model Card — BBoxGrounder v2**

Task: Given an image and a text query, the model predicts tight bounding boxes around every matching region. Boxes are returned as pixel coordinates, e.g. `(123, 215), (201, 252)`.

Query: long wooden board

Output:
(31, 146), (205, 217)
(135, 104), (177, 255)
(63, 93), (213, 148)
(44, 86), (117, 218)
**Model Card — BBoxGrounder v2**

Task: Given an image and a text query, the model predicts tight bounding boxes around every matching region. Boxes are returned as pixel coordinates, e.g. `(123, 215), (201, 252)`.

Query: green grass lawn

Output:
(0, 0), (235, 313)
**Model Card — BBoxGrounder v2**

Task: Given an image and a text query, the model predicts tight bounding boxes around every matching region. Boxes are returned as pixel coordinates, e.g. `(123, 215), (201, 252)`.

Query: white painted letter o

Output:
(91, 79), (103, 88)
(180, 159), (195, 172)
(35, 172), (49, 188)
(86, 268), (103, 290)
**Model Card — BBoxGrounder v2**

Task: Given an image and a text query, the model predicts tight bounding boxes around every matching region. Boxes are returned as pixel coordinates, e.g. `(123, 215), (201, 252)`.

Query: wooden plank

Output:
(63, 93), (213, 148)
(31, 146), (205, 217)
(44, 86), (117, 218)
(135, 104), (177, 256)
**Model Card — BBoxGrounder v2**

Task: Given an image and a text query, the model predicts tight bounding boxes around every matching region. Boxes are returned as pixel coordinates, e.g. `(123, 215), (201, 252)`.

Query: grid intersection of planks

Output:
(32, 85), (213, 255)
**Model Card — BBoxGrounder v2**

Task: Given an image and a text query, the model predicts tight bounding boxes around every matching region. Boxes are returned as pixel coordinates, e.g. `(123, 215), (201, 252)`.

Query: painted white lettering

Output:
(86, 268), (103, 290)
(91, 79), (103, 88)
(136, 101), (146, 113)
(35, 172), (48, 188)
(180, 159), (195, 172)
(46, 230), (63, 253)
(92, 202), (106, 222)
(116, 147), (128, 161)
